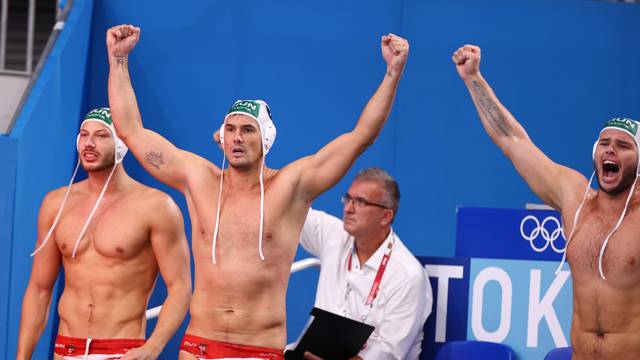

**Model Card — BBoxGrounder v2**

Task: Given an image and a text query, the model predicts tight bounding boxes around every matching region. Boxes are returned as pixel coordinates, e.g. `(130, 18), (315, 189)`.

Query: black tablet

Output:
(285, 307), (375, 360)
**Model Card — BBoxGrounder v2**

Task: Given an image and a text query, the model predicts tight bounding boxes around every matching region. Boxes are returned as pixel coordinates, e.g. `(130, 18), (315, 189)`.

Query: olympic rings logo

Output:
(519, 215), (566, 253)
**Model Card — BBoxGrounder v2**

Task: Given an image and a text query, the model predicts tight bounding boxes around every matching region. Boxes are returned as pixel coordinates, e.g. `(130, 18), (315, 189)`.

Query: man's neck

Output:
(596, 181), (638, 211)
(354, 227), (391, 265)
(226, 161), (267, 190)
(86, 164), (128, 194)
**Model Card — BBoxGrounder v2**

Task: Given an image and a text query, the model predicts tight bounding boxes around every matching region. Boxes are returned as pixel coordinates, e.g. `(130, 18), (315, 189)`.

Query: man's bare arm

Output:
(122, 194), (191, 359)
(16, 192), (62, 360)
(107, 24), (213, 192)
(293, 34), (408, 201)
(452, 44), (586, 210)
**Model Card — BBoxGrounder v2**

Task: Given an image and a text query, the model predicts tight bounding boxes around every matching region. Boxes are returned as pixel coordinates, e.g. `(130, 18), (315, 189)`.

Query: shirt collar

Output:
(360, 228), (395, 271)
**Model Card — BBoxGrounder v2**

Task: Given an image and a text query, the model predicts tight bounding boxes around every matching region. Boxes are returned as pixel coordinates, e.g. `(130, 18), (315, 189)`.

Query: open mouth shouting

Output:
(602, 159), (620, 184)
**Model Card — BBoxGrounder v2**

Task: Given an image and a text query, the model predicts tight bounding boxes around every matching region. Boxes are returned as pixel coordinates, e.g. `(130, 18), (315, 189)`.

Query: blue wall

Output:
(82, 1), (640, 356)
(2, 0), (94, 358)
(0, 137), (18, 358)
(396, 0), (640, 257)
(2, 0), (639, 358)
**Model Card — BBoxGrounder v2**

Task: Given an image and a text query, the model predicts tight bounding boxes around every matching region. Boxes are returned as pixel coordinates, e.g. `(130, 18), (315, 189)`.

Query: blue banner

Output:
(416, 207), (575, 359)
(456, 207), (567, 262)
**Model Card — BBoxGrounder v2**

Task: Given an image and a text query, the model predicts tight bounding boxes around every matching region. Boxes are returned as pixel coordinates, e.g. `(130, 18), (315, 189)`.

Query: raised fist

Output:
(106, 24), (140, 58)
(452, 44), (481, 81)
(381, 34), (409, 76)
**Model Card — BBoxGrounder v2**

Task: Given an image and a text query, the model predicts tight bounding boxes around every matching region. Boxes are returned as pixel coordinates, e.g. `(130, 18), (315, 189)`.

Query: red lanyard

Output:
(347, 236), (394, 307)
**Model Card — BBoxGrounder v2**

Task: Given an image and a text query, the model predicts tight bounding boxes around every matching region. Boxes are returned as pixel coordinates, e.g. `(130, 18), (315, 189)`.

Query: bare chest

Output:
(188, 177), (303, 240)
(568, 210), (640, 285)
(54, 198), (150, 259)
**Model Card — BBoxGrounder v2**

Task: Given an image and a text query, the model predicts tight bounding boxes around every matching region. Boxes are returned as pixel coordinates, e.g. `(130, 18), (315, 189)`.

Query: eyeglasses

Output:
(341, 193), (391, 209)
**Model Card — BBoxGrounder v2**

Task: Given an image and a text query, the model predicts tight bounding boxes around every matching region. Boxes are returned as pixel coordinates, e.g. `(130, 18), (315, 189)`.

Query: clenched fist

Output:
(381, 34), (409, 77)
(452, 44), (481, 81)
(107, 24), (141, 59)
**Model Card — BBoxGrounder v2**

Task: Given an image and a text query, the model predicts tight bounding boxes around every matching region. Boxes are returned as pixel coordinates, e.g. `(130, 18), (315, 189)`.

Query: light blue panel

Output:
(467, 258), (573, 360)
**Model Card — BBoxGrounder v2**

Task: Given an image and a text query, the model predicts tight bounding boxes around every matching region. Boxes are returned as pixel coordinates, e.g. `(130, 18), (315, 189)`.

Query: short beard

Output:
(596, 163), (638, 196)
(226, 153), (263, 173)
(81, 156), (115, 173)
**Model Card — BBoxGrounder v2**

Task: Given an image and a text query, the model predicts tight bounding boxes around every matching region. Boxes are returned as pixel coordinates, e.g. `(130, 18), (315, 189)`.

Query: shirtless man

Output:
(453, 44), (640, 359)
(106, 24), (408, 359)
(17, 109), (191, 360)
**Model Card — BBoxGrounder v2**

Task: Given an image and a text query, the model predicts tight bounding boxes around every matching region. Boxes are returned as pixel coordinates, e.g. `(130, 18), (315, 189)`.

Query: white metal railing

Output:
(145, 257), (322, 320)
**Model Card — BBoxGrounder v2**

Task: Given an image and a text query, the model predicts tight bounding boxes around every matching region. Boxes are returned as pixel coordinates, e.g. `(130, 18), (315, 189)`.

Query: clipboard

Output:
(284, 307), (375, 360)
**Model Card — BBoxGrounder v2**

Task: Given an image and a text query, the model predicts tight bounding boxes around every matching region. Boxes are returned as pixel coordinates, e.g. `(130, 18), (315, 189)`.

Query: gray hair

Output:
(353, 167), (400, 221)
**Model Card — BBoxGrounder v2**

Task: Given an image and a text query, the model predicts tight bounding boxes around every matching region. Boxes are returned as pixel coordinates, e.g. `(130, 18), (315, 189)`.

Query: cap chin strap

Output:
(31, 162), (118, 258)
(554, 171), (594, 275)
(596, 175), (637, 279)
(258, 153), (266, 261)
(556, 156), (640, 280)
(31, 160), (81, 256)
(32, 118), (126, 258)
(211, 152), (267, 264)
(70, 164), (118, 258)
(211, 155), (224, 264)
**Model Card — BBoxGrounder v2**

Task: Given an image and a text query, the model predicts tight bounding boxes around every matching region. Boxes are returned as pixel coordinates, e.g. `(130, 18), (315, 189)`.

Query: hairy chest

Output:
(568, 210), (640, 285)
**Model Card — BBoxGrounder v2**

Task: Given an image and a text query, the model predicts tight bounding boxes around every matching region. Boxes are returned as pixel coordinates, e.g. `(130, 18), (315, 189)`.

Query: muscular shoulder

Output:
(265, 166), (303, 196)
(42, 186), (66, 204)
(40, 185), (76, 214)
(275, 156), (314, 198)
(555, 166), (591, 210)
(133, 186), (183, 222)
(187, 151), (220, 177)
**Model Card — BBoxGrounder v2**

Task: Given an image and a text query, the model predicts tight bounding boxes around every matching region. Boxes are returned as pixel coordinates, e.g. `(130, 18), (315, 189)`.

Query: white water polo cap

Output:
(219, 100), (276, 155)
(78, 107), (128, 163)
(31, 108), (128, 258)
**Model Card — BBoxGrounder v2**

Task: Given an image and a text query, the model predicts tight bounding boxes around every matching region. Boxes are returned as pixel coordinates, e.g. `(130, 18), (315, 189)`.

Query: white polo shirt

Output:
(300, 209), (433, 360)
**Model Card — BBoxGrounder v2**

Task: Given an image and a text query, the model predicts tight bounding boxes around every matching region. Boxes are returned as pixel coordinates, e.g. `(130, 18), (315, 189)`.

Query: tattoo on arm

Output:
(145, 151), (164, 169)
(114, 55), (127, 66)
(471, 80), (513, 137)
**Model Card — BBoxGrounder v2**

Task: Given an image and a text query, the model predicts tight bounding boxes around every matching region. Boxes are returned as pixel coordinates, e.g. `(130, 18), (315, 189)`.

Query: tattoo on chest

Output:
(145, 151), (164, 169)
(471, 80), (513, 137)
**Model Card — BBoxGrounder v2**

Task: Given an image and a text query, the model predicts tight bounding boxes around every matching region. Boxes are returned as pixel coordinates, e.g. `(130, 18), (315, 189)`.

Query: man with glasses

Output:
(300, 168), (432, 360)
